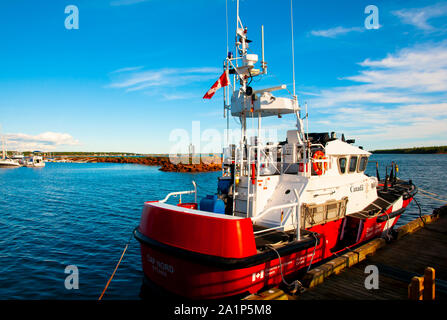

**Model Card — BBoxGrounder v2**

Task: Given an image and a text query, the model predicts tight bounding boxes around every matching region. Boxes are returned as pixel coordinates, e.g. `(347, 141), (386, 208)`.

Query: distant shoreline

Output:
(9, 146), (447, 158)
(371, 146), (447, 154)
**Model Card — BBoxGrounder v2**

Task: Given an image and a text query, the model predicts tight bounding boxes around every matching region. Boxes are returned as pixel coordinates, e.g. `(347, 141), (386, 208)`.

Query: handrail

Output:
(192, 180), (197, 203)
(251, 201), (299, 222)
(294, 189), (301, 241)
(159, 181), (197, 204)
(252, 188), (301, 240)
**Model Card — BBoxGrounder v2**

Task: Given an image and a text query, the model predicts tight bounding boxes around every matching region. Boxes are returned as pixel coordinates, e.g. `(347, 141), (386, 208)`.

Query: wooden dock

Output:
(247, 205), (447, 300)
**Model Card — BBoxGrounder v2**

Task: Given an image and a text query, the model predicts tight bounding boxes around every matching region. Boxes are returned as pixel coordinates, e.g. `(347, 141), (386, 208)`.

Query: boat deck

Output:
(253, 225), (316, 252)
(351, 178), (416, 219)
(298, 208), (447, 300)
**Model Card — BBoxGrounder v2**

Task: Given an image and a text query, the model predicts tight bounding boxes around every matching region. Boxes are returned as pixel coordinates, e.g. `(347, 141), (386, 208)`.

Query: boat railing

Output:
(259, 146), (280, 175)
(248, 145), (280, 175)
(159, 181), (197, 204)
(252, 189), (301, 241)
(244, 144), (280, 216)
(234, 142), (330, 178)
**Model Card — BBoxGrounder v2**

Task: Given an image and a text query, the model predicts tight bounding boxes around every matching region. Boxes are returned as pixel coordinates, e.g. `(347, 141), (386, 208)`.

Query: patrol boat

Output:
(134, 2), (417, 299)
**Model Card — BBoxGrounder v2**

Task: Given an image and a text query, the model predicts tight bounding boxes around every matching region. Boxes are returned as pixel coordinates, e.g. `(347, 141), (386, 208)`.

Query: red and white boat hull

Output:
(134, 190), (415, 299)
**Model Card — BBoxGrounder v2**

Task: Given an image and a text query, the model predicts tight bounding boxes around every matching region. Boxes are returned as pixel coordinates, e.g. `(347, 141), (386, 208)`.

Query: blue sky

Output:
(0, 0), (446, 153)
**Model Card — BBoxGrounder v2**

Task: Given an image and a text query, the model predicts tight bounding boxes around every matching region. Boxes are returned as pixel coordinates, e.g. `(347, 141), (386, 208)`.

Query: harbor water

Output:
(0, 154), (445, 299)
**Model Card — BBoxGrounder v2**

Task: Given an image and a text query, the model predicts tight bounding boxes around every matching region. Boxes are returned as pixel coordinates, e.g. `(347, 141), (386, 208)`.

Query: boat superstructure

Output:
(134, 1), (417, 299)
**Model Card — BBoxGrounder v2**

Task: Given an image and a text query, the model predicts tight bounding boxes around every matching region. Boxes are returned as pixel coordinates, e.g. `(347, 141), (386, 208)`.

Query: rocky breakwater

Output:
(159, 161), (221, 173)
(63, 156), (222, 172)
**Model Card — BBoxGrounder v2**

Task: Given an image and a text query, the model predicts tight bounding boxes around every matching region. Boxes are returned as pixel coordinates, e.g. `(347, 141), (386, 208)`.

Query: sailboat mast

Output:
(2, 136), (6, 160)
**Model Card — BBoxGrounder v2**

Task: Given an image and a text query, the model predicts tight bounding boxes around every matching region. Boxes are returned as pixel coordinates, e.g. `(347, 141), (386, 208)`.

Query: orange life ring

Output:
(312, 150), (327, 175)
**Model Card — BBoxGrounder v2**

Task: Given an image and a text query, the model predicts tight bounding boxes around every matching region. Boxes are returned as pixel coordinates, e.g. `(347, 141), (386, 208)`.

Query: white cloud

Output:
(393, 3), (447, 30)
(313, 86), (426, 108)
(306, 43), (447, 149)
(359, 44), (447, 69)
(312, 103), (447, 149)
(310, 26), (363, 38)
(312, 43), (447, 107)
(162, 92), (202, 101)
(4, 132), (80, 151)
(346, 70), (447, 92)
(108, 67), (221, 92)
(355, 117), (447, 147)
(110, 66), (144, 74)
(343, 44), (447, 94)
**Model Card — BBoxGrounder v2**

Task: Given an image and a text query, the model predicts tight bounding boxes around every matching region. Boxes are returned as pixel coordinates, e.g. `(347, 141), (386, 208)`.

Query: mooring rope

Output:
(306, 232), (319, 272)
(98, 233), (133, 301)
(412, 196), (425, 227)
(418, 188), (447, 203)
(418, 188), (447, 199)
(267, 244), (304, 294)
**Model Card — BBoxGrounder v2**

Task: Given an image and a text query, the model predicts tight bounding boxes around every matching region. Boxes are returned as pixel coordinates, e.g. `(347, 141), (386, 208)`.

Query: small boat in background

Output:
(0, 137), (21, 168)
(0, 158), (21, 168)
(12, 153), (25, 161)
(23, 154), (46, 168)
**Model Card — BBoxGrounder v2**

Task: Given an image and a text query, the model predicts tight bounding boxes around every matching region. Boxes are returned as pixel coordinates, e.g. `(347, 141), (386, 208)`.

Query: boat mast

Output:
(1, 136), (6, 160)
(235, 0), (247, 151)
(0, 124), (4, 160)
(227, 0), (308, 176)
(224, 0), (230, 146)
(289, 0), (307, 170)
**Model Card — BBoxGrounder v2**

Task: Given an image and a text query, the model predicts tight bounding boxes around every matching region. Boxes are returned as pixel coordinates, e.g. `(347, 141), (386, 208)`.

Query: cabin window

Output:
(338, 157), (347, 174)
(348, 156), (358, 173)
(358, 156), (368, 172)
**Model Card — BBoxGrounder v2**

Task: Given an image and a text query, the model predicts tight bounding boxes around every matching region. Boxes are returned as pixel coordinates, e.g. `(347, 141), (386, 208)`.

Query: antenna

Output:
(261, 25), (267, 74)
(225, 0), (229, 55)
(224, 0), (230, 145)
(236, 0), (239, 63)
(290, 0), (296, 97)
(305, 102), (309, 141)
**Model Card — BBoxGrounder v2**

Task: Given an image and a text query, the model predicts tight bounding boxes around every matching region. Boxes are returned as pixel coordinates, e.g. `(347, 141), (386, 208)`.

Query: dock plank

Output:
(296, 211), (447, 300)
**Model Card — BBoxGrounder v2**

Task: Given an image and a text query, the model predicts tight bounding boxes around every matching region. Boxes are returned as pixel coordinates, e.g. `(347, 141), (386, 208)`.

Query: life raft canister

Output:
(312, 150), (327, 175)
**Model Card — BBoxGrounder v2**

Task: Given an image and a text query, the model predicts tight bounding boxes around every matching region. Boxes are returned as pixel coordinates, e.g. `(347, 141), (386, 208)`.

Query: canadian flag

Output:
(203, 71), (229, 99)
(252, 270), (264, 282)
